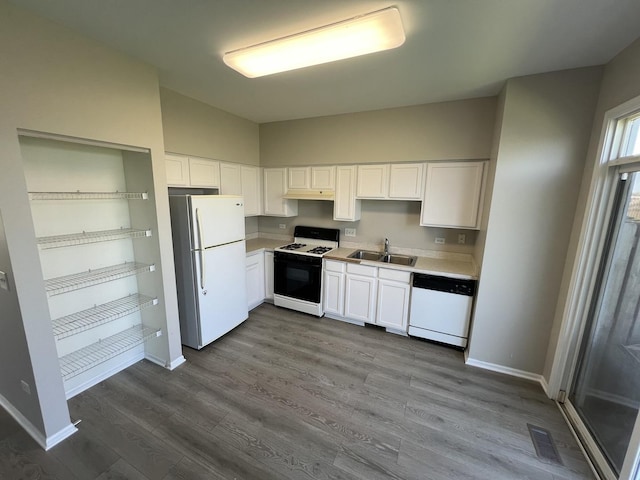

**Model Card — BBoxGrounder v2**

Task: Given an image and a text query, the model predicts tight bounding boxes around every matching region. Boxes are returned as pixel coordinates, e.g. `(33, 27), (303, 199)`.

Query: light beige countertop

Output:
(325, 247), (478, 280)
(245, 237), (287, 253)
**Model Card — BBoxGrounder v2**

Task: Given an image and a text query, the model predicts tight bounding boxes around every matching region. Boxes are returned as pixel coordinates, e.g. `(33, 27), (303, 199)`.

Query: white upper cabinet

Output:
(220, 163), (261, 216)
(188, 157), (220, 188)
(263, 168), (298, 217)
(165, 153), (190, 186)
(288, 167), (311, 190)
(311, 166), (335, 190)
(420, 161), (486, 229)
(334, 165), (361, 221)
(389, 163), (424, 200)
(219, 162), (242, 195)
(356, 164), (389, 199)
(241, 165), (262, 216)
(287, 166), (335, 192)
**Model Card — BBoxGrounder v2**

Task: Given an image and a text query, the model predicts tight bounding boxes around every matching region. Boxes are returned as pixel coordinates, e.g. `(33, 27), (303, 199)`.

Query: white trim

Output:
(464, 355), (545, 386)
(564, 400), (616, 480)
(620, 411), (640, 480)
(64, 352), (143, 399)
(549, 93), (640, 398)
(539, 375), (551, 398)
(323, 313), (365, 327)
(557, 402), (604, 480)
(16, 128), (150, 153)
(0, 393), (77, 450)
(145, 352), (187, 370)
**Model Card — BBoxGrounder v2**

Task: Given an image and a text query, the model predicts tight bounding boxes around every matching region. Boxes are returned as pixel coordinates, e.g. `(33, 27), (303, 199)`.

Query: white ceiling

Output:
(10, 0), (640, 123)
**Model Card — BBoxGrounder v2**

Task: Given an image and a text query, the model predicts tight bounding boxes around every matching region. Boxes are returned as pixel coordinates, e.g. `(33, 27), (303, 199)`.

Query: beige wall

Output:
(544, 37), (640, 382)
(260, 97), (497, 166)
(468, 67), (602, 375)
(258, 97), (496, 254)
(0, 0), (182, 445)
(160, 88), (259, 165)
(259, 201), (477, 254)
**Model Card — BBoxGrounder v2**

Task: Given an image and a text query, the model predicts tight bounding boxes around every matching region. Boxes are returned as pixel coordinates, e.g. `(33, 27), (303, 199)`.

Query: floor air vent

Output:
(527, 423), (563, 465)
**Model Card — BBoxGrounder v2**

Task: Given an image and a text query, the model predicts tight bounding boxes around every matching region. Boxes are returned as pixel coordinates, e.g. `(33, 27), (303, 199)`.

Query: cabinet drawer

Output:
(378, 268), (411, 283)
(346, 263), (377, 277)
(324, 260), (346, 273)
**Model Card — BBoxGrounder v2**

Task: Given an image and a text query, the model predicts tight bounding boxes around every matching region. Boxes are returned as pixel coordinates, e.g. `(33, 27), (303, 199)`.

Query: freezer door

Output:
(193, 240), (248, 348)
(189, 195), (245, 249)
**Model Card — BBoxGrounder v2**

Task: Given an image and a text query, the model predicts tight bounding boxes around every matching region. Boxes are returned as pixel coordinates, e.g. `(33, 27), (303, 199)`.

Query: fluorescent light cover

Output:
(223, 7), (405, 78)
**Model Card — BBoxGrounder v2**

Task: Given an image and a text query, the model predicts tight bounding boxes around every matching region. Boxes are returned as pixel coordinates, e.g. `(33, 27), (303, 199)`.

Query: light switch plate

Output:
(345, 228), (356, 237)
(0, 271), (8, 291)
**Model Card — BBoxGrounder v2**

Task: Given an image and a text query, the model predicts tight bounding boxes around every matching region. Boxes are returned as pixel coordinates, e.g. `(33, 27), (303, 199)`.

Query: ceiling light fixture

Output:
(223, 7), (405, 78)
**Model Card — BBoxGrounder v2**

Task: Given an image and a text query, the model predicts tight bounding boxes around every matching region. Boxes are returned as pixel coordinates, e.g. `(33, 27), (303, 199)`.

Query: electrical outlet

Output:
(458, 234), (466, 244)
(278, 224), (286, 229)
(435, 237), (445, 245)
(21, 380), (30, 395)
(0, 270), (8, 291)
(345, 228), (356, 237)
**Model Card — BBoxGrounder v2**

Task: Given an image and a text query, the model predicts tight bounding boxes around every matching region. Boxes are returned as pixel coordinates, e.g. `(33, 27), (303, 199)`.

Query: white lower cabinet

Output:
(323, 260), (345, 316)
(375, 268), (411, 331)
(264, 250), (274, 301)
(344, 263), (377, 324)
(324, 260), (411, 334)
(246, 251), (265, 310)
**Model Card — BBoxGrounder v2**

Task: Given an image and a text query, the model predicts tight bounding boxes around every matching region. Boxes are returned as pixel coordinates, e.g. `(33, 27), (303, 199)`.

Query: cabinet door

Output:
(420, 161), (485, 229)
(376, 279), (410, 331)
(344, 274), (377, 323)
(323, 270), (345, 317)
(220, 163), (242, 195)
(264, 251), (274, 301)
(389, 163), (424, 199)
(263, 168), (298, 217)
(246, 252), (265, 310)
(241, 166), (261, 216)
(288, 167), (311, 190)
(189, 157), (220, 188)
(311, 166), (335, 190)
(165, 153), (190, 186)
(334, 166), (361, 221)
(356, 164), (389, 198)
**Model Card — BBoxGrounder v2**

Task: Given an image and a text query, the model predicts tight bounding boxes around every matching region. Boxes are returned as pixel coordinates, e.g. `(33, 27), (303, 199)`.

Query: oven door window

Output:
(274, 255), (322, 303)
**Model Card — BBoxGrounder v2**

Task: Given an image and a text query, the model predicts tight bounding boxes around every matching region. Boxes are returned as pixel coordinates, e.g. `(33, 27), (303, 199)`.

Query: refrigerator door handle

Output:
(196, 208), (206, 289)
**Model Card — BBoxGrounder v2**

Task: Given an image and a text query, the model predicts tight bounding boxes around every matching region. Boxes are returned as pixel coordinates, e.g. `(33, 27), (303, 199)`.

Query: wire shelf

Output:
(45, 262), (155, 296)
(29, 191), (148, 201)
(52, 294), (158, 340)
(58, 325), (162, 380)
(37, 228), (152, 249)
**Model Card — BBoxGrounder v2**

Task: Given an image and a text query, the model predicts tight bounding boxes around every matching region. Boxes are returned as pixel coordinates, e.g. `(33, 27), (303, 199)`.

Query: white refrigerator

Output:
(169, 195), (248, 349)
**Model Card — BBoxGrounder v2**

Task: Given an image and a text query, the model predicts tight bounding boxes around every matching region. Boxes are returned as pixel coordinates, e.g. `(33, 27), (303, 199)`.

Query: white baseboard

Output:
(145, 352), (187, 371)
(540, 375), (551, 397)
(464, 355), (547, 391)
(0, 393), (77, 450)
(323, 314), (365, 327)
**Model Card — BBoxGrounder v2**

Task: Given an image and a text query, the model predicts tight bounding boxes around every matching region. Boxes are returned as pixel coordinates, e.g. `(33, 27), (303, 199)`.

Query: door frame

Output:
(548, 93), (640, 479)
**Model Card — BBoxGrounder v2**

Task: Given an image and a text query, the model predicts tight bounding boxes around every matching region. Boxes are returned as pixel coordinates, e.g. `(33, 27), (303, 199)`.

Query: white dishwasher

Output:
(408, 273), (476, 348)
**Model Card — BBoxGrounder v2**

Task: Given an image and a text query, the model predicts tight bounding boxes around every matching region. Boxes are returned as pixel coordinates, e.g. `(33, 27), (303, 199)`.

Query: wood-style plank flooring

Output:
(0, 303), (594, 479)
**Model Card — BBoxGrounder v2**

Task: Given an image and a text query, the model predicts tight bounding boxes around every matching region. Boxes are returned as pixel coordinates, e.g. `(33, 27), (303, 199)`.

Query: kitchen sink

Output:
(348, 250), (384, 261)
(380, 254), (417, 266)
(347, 250), (417, 267)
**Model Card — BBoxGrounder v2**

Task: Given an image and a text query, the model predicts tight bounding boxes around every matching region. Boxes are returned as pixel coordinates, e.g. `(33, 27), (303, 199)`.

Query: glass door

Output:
(569, 169), (640, 476)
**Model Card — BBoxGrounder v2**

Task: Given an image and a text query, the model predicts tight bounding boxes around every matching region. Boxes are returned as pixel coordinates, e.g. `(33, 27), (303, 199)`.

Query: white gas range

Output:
(273, 226), (340, 316)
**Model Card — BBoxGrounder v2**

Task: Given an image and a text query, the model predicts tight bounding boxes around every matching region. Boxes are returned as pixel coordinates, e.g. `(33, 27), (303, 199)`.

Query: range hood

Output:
(282, 189), (335, 201)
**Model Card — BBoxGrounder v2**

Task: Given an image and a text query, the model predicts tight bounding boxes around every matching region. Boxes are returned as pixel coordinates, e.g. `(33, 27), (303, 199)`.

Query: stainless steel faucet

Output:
(384, 237), (389, 255)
